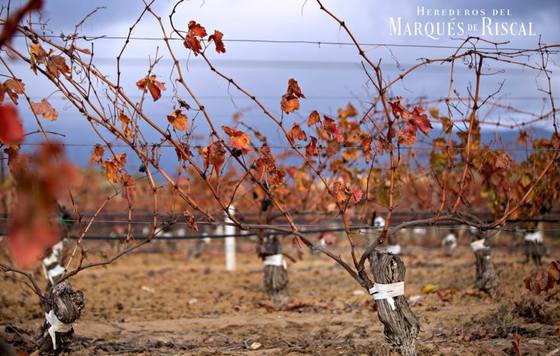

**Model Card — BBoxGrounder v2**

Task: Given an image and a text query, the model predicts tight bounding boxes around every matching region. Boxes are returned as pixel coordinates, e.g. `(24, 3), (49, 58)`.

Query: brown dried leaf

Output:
(286, 123), (307, 144)
(308, 110), (320, 126)
(31, 99), (58, 121)
(167, 109), (189, 131)
(183, 210), (198, 231)
(136, 74), (166, 102)
(90, 144), (104, 163)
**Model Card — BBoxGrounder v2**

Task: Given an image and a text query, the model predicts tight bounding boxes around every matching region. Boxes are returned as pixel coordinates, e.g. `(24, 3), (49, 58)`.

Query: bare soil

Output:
(1, 240), (559, 355)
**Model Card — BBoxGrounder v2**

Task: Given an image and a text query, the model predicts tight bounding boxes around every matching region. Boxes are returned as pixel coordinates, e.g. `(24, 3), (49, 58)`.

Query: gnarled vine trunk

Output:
(259, 235), (289, 308)
(523, 230), (546, 266)
(36, 281), (84, 354)
(472, 240), (499, 295)
(368, 251), (419, 356)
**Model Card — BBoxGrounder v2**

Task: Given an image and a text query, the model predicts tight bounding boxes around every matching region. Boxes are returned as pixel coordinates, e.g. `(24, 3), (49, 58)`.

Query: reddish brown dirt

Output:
(1, 240), (559, 355)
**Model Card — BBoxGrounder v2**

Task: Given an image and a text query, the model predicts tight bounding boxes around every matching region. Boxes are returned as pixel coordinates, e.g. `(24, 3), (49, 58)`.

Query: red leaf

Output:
(183, 21), (207, 56)
(208, 30), (225, 54)
(350, 186), (363, 204)
(203, 142), (226, 172)
(306, 136), (319, 157)
(411, 106), (432, 135)
(0, 104), (24, 144)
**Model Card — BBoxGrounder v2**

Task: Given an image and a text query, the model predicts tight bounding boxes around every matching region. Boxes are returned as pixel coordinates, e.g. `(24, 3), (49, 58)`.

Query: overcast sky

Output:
(2, 0), (559, 168)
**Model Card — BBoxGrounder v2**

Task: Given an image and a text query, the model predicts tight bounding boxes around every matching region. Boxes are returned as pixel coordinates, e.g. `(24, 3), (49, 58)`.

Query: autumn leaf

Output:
(46, 55), (70, 78)
(203, 142), (226, 172)
(333, 182), (347, 204)
(390, 98), (409, 119)
(254, 144), (284, 186)
(167, 109), (189, 131)
(136, 74), (166, 102)
(306, 136), (319, 157)
(118, 112), (135, 138)
(281, 78), (305, 114)
(495, 151), (512, 169)
(307, 110), (320, 126)
(338, 102), (358, 120)
(350, 186), (363, 204)
(0, 104), (24, 144)
(286, 123), (307, 144)
(0, 0), (43, 48)
(208, 30), (225, 54)
(1, 79), (25, 104)
(120, 173), (136, 201)
(411, 106), (432, 135)
(31, 99), (58, 121)
(6, 142), (81, 269)
(440, 116), (453, 133)
(90, 144), (104, 163)
(101, 153), (127, 183)
(361, 135), (372, 162)
(222, 125), (251, 153)
(183, 210), (198, 231)
(281, 96), (300, 113)
(183, 21), (207, 55)
(398, 122), (417, 145)
(517, 130), (529, 145)
(323, 116), (344, 144)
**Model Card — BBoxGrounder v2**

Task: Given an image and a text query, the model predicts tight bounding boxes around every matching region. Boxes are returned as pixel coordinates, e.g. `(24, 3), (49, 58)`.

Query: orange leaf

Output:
(308, 110), (320, 126)
(2, 79), (25, 104)
(281, 97), (300, 113)
(90, 144), (104, 163)
(203, 142), (226, 172)
(118, 112), (135, 138)
(167, 109), (189, 131)
(222, 125), (251, 152)
(398, 122), (417, 145)
(281, 78), (305, 114)
(286, 123), (307, 144)
(31, 98), (58, 121)
(136, 74), (166, 102)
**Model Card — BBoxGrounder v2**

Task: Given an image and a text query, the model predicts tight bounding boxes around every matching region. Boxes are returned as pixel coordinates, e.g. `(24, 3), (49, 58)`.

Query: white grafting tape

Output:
(386, 245), (401, 255)
(42, 240), (64, 266)
(442, 233), (458, 249)
(45, 310), (72, 350)
(369, 282), (405, 311)
(374, 216), (385, 229)
(524, 231), (543, 243)
(263, 254), (287, 269)
(47, 265), (65, 283)
(470, 239), (486, 251)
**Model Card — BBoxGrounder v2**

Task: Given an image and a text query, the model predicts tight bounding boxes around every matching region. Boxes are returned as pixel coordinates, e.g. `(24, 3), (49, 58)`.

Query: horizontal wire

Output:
(11, 33), (560, 52)
(24, 95), (559, 101)
(14, 142), (560, 152)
